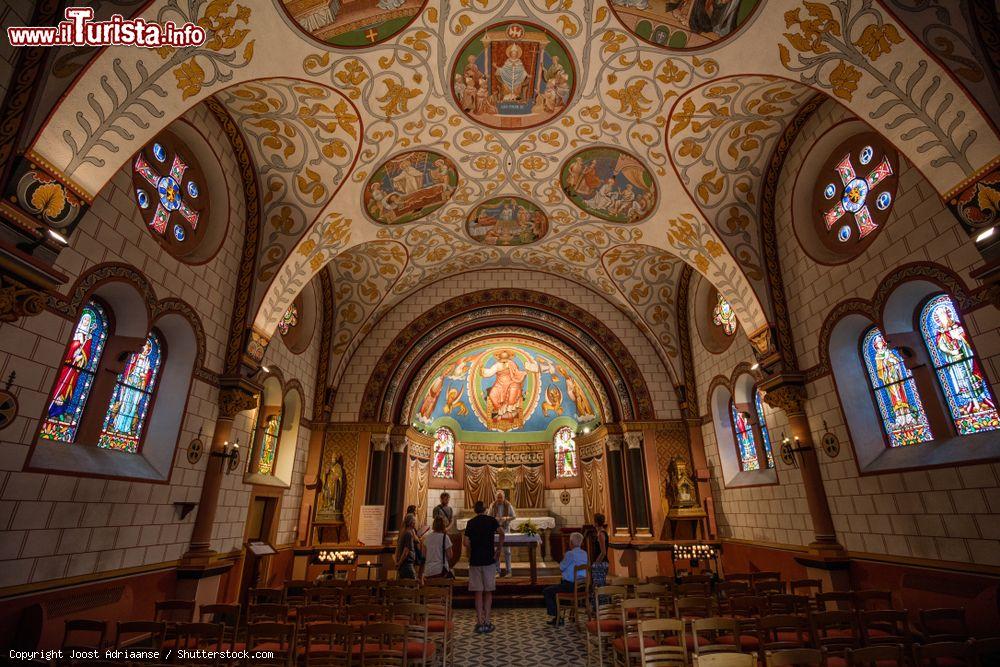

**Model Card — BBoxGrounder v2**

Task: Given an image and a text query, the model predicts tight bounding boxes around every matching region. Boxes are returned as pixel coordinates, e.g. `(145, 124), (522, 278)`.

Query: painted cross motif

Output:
(822, 150), (893, 243)
(134, 151), (200, 237)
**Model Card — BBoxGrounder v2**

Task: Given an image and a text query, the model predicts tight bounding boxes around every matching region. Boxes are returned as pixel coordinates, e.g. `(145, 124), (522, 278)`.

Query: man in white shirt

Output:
(544, 532), (588, 625)
(488, 490), (516, 576)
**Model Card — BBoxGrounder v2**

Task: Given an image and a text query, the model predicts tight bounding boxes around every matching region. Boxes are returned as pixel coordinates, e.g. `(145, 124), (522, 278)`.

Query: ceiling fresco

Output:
(25, 0), (1000, 373)
(465, 196), (549, 246)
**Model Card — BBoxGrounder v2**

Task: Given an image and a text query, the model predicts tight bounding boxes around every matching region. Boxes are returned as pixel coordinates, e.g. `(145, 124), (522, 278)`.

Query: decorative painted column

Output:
(184, 378), (259, 562)
(623, 432), (652, 536)
(604, 434), (630, 535)
(383, 433), (407, 540)
(365, 432), (391, 506)
(759, 376), (844, 557)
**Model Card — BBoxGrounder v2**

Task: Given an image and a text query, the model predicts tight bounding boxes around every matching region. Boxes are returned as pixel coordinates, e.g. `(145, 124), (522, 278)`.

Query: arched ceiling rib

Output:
(26, 0), (1000, 351)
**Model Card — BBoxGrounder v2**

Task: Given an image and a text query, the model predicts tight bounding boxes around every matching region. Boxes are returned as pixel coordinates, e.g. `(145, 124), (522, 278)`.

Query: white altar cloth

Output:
(455, 516), (556, 531)
(494, 533), (542, 545)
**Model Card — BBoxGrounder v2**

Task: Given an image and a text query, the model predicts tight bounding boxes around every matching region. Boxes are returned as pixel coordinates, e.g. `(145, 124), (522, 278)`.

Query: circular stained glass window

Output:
(131, 131), (209, 262)
(812, 132), (899, 257)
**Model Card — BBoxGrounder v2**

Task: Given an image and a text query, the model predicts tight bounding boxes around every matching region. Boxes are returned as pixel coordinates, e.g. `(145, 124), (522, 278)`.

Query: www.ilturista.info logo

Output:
(7, 7), (207, 48)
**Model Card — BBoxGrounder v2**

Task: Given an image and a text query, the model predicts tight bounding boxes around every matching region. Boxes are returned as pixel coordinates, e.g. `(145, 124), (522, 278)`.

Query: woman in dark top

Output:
(395, 514), (419, 579)
(589, 513), (610, 593)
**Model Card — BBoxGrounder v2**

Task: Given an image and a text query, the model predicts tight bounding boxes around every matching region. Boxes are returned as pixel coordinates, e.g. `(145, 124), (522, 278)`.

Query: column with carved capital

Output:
(384, 432), (407, 541)
(604, 433), (630, 535)
(623, 432), (652, 536)
(184, 377), (260, 563)
(365, 432), (391, 507)
(760, 376), (843, 557)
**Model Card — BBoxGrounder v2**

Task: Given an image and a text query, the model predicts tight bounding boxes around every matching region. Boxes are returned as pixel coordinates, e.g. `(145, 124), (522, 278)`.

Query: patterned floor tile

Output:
(450, 607), (588, 667)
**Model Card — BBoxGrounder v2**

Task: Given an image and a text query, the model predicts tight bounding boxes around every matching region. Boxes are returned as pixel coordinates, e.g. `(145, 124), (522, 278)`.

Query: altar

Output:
(454, 512), (557, 559)
(495, 533), (542, 584)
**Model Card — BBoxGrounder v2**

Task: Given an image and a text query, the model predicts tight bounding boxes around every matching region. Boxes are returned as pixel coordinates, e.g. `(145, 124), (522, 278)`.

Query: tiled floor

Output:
(450, 606), (588, 667)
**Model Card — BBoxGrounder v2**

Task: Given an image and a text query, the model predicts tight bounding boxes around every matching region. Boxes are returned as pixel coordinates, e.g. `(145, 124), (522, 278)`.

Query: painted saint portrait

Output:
(452, 22), (575, 130)
(561, 148), (657, 223)
(281, 0), (426, 47)
(609, 0), (760, 49)
(364, 151), (458, 225)
(466, 197), (548, 246)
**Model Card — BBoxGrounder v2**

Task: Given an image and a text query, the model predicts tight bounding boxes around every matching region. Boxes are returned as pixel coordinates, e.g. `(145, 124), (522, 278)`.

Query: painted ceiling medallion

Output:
(452, 21), (575, 130)
(609, 0), (761, 50)
(466, 197), (549, 246)
(561, 147), (657, 223)
(281, 0), (427, 48)
(364, 150), (458, 225)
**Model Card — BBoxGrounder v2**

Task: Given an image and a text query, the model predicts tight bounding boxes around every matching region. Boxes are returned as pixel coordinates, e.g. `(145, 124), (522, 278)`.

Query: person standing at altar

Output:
(432, 492), (454, 531)
(544, 532), (588, 626)
(465, 500), (505, 634)
(488, 490), (516, 577)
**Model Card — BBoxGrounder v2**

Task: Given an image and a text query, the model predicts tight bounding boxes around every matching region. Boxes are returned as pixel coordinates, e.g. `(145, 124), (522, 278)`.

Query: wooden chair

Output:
(845, 645), (907, 666)
(301, 622), (352, 667)
(392, 603), (435, 666)
(765, 648), (826, 667)
(343, 586), (378, 605)
(155, 599), (195, 646)
(692, 618), (744, 656)
(199, 603), (240, 651)
(173, 622), (224, 667)
(717, 582), (751, 613)
(250, 587), (286, 605)
(858, 610), (911, 650)
(359, 623), (406, 667)
(346, 603), (386, 628)
(284, 580), (311, 607)
(789, 579), (823, 599)
(62, 619), (107, 652)
(420, 586), (453, 667)
(974, 637), (1000, 667)
(610, 576), (642, 597)
(556, 564), (592, 627)
(751, 572), (781, 584)
(248, 603), (289, 624)
(637, 618), (686, 667)
(244, 621), (295, 667)
(918, 609), (968, 643)
(675, 596), (713, 621)
(385, 585), (419, 605)
(757, 614), (811, 660)
(613, 598), (659, 667)
(698, 654), (757, 667)
(296, 604), (339, 629)
(853, 590), (893, 611)
(683, 574), (714, 585)
(586, 585), (627, 667)
(754, 580), (787, 596)
(647, 575), (675, 587)
(724, 573), (752, 584)
(677, 581), (711, 598)
(306, 587), (342, 606)
(766, 594), (810, 615)
(635, 583), (671, 619)
(810, 611), (861, 660)
(816, 592), (855, 612)
(114, 620), (166, 649)
(913, 640), (976, 666)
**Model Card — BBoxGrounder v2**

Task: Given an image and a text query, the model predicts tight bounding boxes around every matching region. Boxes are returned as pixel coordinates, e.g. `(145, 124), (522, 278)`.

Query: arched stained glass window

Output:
(278, 303), (298, 336)
(861, 327), (933, 447)
(730, 399), (759, 471)
(98, 332), (163, 453)
(713, 294), (737, 336)
(755, 390), (775, 469)
(432, 427), (455, 479)
(257, 412), (282, 475)
(919, 294), (1000, 435)
(554, 426), (578, 478)
(40, 301), (110, 443)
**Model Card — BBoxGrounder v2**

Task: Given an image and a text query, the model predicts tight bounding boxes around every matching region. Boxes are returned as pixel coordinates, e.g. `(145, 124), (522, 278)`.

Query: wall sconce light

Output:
(211, 438), (241, 473)
(779, 432), (800, 467)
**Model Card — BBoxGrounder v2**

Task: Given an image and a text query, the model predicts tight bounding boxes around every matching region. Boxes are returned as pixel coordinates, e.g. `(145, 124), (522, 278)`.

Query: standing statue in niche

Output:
(320, 454), (347, 523)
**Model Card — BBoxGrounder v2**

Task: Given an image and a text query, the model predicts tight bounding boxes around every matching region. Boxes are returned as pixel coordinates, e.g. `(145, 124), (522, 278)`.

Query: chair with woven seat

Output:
(586, 585), (627, 667)
(173, 622), (224, 667)
(918, 609), (968, 643)
(810, 611), (861, 661)
(199, 603), (240, 651)
(717, 582), (751, 614)
(345, 603), (386, 628)
(296, 604), (339, 629)
(698, 654), (757, 667)
(858, 610), (911, 650)
(675, 595), (713, 622)
(766, 648), (827, 667)
(556, 564), (592, 627)
(62, 619), (107, 652)
(757, 614), (811, 661)
(845, 645), (906, 667)
(301, 622), (352, 667)
(913, 640), (976, 666)
(613, 598), (660, 667)
(692, 618), (745, 656)
(114, 620), (166, 649)
(359, 623), (406, 667)
(637, 618), (686, 667)
(244, 622), (295, 667)
(635, 583), (671, 620)
(392, 603), (435, 666)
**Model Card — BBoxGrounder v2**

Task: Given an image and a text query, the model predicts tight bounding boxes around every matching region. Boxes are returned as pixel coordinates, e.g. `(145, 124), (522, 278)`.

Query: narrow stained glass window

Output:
(40, 302), (109, 443)
(754, 390), (775, 469)
(257, 412), (281, 475)
(713, 294), (737, 336)
(554, 426), (578, 478)
(919, 294), (1000, 435)
(432, 427), (455, 479)
(730, 399), (759, 471)
(98, 332), (163, 453)
(861, 326), (933, 447)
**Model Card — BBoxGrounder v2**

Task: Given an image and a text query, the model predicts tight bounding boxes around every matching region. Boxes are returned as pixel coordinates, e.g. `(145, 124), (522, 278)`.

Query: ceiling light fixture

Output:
(47, 229), (69, 245)
(976, 227), (995, 243)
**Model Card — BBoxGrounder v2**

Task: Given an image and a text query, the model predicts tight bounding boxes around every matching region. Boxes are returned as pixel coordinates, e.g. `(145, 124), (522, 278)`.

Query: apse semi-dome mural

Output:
(452, 21), (575, 130)
(609, 0), (761, 50)
(364, 151), (458, 225)
(281, 0), (428, 47)
(410, 337), (604, 437)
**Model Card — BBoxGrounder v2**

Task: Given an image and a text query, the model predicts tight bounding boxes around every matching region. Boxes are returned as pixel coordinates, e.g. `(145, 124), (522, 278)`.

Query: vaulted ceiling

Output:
(25, 0), (1000, 386)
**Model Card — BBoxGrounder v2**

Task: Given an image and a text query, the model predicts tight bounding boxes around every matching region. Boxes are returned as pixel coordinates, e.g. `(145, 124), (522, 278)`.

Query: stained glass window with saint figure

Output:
(713, 294), (737, 336)
(432, 427), (455, 479)
(40, 301), (110, 443)
(98, 332), (163, 452)
(554, 426), (578, 478)
(919, 294), (1000, 435)
(755, 390), (775, 469)
(861, 326), (933, 447)
(730, 399), (759, 471)
(257, 412), (282, 475)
